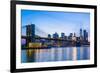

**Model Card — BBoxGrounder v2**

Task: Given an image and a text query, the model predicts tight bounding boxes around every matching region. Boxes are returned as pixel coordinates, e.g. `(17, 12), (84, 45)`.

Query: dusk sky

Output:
(21, 9), (90, 37)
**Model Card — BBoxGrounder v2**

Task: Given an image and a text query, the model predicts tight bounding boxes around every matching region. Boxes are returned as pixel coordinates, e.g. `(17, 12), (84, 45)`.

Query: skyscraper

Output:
(61, 33), (65, 38)
(83, 29), (88, 41)
(86, 31), (88, 41)
(80, 28), (82, 37)
(70, 33), (73, 37)
(48, 34), (51, 38)
(53, 32), (59, 39)
(68, 33), (73, 40)
(74, 33), (76, 37)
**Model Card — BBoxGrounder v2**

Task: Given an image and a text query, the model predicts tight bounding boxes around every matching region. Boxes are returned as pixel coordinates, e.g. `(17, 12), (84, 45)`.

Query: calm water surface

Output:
(21, 47), (90, 63)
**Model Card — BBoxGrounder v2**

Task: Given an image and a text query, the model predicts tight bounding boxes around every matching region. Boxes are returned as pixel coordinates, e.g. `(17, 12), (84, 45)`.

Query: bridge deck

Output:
(21, 36), (71, 41)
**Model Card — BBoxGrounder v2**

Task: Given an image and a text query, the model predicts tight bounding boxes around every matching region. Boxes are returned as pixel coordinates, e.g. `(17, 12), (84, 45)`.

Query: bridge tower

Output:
(26, 24), (35, 46)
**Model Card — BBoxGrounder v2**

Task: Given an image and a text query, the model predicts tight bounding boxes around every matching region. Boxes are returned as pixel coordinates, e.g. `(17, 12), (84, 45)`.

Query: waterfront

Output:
(21, 47), (90, 63)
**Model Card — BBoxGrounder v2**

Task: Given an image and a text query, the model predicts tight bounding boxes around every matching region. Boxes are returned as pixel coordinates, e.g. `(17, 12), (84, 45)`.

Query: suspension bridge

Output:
(21, 24), (74, 48)
(21, 24), (90, 49)
(21, 24), (70, 41)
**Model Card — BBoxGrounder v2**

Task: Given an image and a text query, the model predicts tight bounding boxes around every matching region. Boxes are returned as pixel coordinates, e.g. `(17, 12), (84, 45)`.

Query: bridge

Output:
(22, 24), (72, 41)
(21, 24), (76, 47)
(22, 24), (48, 37)
(21, 24), (89, 49)
(22, 36), (71, 41)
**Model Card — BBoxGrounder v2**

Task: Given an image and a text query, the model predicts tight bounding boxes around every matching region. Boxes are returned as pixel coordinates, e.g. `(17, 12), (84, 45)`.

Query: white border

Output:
(16, 4), (94, 69)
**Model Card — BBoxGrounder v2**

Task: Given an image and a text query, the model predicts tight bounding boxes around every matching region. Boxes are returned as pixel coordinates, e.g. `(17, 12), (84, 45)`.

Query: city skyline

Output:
(21, 10), (90, 37)
(47, 29), (88, 38)
(22, 24), (89, 46)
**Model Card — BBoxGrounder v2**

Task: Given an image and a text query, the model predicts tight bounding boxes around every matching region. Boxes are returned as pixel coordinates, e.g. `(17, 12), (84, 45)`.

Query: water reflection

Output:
(21, 47), (90, 63)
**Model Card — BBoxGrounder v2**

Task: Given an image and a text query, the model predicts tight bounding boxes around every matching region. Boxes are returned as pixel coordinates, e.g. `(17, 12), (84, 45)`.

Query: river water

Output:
(21, 47), (90, 63)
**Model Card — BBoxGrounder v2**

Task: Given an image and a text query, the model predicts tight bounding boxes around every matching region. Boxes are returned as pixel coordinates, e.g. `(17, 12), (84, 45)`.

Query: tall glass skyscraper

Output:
(80, 28), (82, 37)
(83, 30), (88, 41)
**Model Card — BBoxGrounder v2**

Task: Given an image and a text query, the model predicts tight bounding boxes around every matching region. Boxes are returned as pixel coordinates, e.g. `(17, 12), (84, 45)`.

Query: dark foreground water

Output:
(21, 47), (90, 63)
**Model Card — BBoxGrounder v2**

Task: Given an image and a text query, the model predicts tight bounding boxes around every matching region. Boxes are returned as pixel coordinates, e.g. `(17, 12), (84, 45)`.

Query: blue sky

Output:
(21, 9), (90, 37)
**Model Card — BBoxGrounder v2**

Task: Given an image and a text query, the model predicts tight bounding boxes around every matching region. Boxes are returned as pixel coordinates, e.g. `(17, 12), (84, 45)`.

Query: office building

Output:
(48, 34), (51, 38)
(53, 32), (59, 39)
(83, 30), (88, 41)
(61, 33), (65, 38)
(80, 28), (82, 37)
